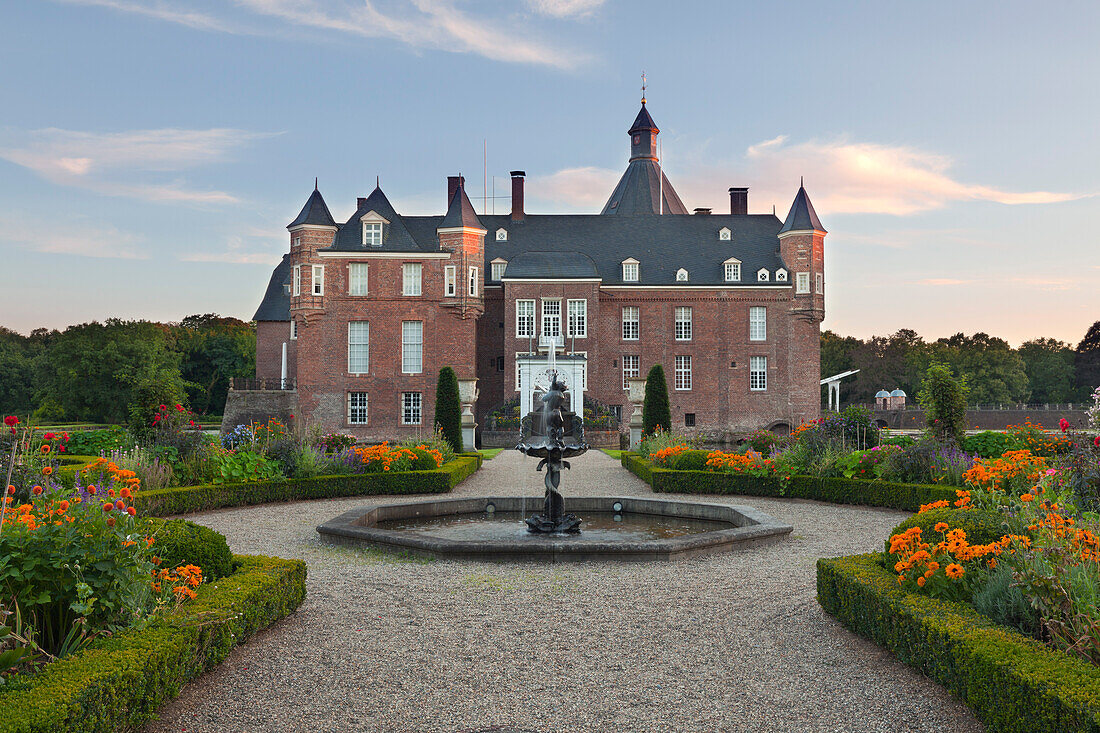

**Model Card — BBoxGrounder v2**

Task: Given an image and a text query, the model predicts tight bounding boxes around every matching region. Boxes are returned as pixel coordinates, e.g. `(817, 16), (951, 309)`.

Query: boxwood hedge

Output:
(817, 554), (1100, 732)
(138, 517), (236, 580)
(0, 554), (306, 733)
(133, 454), (481, 516)
(621, 452), (956, 512)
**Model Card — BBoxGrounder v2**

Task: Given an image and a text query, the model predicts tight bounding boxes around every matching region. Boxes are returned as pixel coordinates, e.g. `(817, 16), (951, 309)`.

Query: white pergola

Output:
(820, 369), (860, 411)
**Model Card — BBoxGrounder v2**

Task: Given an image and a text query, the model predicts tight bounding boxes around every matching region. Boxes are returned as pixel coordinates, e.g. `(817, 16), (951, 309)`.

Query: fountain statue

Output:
(516, 370), (589, 533)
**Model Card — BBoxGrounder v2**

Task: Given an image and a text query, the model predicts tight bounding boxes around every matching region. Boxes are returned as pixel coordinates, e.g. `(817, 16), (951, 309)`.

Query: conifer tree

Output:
(643, 364), (672, 435)
(434, 366), (463, 452)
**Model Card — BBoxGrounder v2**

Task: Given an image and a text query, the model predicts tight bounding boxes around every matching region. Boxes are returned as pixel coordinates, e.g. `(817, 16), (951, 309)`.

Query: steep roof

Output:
(321, 186), (426, 252)
(439, 185), (484, 230)
(601, 159), (689, 215)
(629, 103), (658, 133)
(287, 187), (336, 229)
(779, 185), (826, 234)
(504, 251), (599, 279)
(253, 254), (292, 321)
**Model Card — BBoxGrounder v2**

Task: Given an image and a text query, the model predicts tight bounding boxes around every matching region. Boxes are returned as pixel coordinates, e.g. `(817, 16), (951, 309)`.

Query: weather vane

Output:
(641, 71), (647, 105)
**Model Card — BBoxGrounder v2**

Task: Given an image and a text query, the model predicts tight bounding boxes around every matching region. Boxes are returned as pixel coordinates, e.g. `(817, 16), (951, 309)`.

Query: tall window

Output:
(516, 300), (535, 338)
(401, 321), (423, 373)
(363, 221), (382, 246)
(491, 261), (507, 280)
(622, 306), (639, 340)
(622, 355), (639, 390)
(622, 261), (639, 282)
(724, 262), (741, 282)
(750, 356), (767, 391)
(816, 273), (824, 293)
(402, 392), (422, 425)
(290, 319), (297, 340)
(347, 321), (369, 374)
(292, 265), (301, 296)
(402, 263), (422, 296)
(349, 263), (368, 295)
(567, 299), (587, 338)
(348, 392), (368, 425)
(444, 265), (456, 297)
(311, 265), (324, 296)
(674, 306), (692, 341)
(541, 299), (561, 340)
(675, 355), (692, 390)
(749, 306), (767, 341)
(468, 266), (478, 296)
(796, 272), (810, 294)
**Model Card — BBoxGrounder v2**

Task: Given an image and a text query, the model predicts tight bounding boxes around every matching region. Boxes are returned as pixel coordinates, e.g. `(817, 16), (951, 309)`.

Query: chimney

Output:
(510, 170), (525, 222)
(447, 175), (465, 206)
(729, 187), (749, 215)
(357, 197), (368, 210)
(693, 208), (712, 216)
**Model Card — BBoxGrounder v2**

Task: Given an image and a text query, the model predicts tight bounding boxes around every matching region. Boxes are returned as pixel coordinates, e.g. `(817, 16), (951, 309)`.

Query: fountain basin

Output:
(316, 496), (792, 562)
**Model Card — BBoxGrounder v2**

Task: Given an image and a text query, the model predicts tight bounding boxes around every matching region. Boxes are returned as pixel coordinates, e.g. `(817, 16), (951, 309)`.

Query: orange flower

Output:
(945, 564), (964, 579)
(39, 444), (51, 455)
(41, 466), (53, 476)
(934, 522), (949, 533)
(917, 576), (926, 587)
(1020, 493), (1034, 503)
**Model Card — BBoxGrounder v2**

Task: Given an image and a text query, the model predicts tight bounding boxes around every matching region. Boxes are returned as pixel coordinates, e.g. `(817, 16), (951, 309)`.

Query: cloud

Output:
(59, 0), (589, 69)
(0, 127), (275, 204)
(528, 166), (619, 211)
(0, 215), (148, 259)
(179, 229), (284, 265)
(917, 278), (974, 286)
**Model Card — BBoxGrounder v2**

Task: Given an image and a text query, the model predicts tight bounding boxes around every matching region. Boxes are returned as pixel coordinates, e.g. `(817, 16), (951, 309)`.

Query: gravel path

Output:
(145, 450), (982, 733)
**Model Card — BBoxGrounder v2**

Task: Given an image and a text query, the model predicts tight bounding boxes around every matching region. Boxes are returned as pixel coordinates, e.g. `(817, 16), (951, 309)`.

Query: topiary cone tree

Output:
(643, 364), (672, 436)
(918, 361), (969, 445)
(434, 366), (463, 453)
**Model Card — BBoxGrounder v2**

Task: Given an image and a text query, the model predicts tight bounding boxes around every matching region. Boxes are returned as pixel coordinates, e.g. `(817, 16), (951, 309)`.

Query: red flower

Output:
(159, 404), (167, 411)
(1060, 418), (1070, 433)
(43, 432), (56, 440)
(6, 486), (14, 495)
(62, 432), (69, 441)
(115, 500), (125, 511)
(59, 445), (66, 453)
(3, 416), (17, 427)
(1095, 436), (1100, 448)
(289, 414), (295, 420)
(32, 486), (43, 495)
(175, 404), (184, 412)
(103, 503), (113, 513)
(126, 506), (137, 517)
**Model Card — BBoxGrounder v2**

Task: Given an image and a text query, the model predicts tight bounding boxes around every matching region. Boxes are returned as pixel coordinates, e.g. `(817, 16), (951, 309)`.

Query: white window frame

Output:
(515, 352), (523, 391)
(349, 263), (369, 295)
(749, 306), (767, 341)
(674, 306), (692, 341)
(401, 321), (423, 374)
(724, 260), (741, 282)
(622, 259), (639, 282)
(491, 260), (507, 281)
(516, 300), (535, 338)
(622, 354), (639, 390)
(541, 299), (561, 340)
(796, 272), (810, 294)
(622, 306), (639, 341)
(444, 265), (456, 297)
(311, 264), (325, 296)
(348, 392), (368, 425)
(292, 265), (301, 296)
(750, 356), (767, 391)
(572, 350), (588, 390)
(347, 321), (369, 374)
(816, 273), (824, 293)
(719, 227), (731, 241)
(676, 268), (689, 282)
(293, 235), (301, 248)
(496, 228), (508, 241)
(757, 268), (770, 282)
(401, 392), (422, 425)
(362, 221), (382, 247)
(567, 299), (587, 338)
(776, 268), (788, 282)
(675, 355), (692, 391)
(402, 263), (422, 296)
(468, 266), (478, 297)
(290, 319), (297, 340)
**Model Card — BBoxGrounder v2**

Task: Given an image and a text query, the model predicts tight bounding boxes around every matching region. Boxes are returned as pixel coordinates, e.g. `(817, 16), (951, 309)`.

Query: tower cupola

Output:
(629, 103), (659, 162)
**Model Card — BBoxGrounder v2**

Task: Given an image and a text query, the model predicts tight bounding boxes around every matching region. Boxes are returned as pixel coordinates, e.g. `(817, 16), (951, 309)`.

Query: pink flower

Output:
(1060, 418), (1070, 432)
(1095, 436), (1100, 448)
(3, 416), (17, 427)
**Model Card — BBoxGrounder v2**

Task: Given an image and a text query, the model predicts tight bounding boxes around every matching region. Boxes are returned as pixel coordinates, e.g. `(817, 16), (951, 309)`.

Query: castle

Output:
(248, 100), (826, 443)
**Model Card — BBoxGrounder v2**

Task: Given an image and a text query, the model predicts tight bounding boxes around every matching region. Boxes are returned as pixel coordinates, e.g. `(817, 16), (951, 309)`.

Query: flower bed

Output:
(133, 454), (482, 516)
(621, 453), (957, 512)
(0, 554), (306, 733)
(817, 554), (1100, 733)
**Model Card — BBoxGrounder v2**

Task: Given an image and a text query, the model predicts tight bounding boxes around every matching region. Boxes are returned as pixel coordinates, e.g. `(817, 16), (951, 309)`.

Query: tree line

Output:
(822, 321), (1100, 406)
(0, 315), (255, 422)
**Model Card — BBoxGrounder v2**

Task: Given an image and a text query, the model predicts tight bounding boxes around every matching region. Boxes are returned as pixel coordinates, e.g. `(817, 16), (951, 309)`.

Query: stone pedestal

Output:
(458, 378), (479, 451)
(628, 377), (647, 450)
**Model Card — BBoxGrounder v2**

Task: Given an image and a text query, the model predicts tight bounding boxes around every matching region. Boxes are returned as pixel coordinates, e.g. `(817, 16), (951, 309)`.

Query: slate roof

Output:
(321, 186), (428, 252)
(629, 103), (658, 133)
(601, 159), (689, 215)
(439, 185), (484, 230)
(779, 185), (826, 233)
(253, 254), (292, 321)
(503, 251), (599, 279)
(287, 188), (336, 228)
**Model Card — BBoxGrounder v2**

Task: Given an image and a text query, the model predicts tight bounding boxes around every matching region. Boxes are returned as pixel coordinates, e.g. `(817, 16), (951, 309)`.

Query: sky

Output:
(1, 0), (1097, 346)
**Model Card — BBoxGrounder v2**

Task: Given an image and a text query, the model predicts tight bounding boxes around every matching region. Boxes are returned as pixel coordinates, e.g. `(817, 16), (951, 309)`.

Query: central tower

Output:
(601, 98), (688, 215)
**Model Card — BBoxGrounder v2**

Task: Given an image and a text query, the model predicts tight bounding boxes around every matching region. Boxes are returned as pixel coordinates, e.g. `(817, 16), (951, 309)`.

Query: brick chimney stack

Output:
(729, 187), (748, 215)
(510, 170), (525, 222)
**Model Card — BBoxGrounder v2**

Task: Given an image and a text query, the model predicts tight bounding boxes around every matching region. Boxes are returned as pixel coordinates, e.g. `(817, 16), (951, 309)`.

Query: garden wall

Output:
(817, 554), (1100, 733)
(220, 389), (298, 434)
(870, 407), (1090, 431)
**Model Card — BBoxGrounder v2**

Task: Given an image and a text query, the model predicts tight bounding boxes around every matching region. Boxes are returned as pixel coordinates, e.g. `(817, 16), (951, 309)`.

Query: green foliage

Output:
(882, 435), (916, 447)
(642, 364), (671, 435)
(0, 555), (305, 733)
(1075, 320), (1100, 396)
(138, 518), (234, 580)
(433, 367), (463, 453)
(637, 428), (691, 459)
(817, 553), (1100, 733)
(748, 429), (784, 456)
(963, 431), (1024, 458)
(133, 456), (481, 516)
(126, 378), (189, 442)
(918, 362), (970, 444)
(409, 447), (439, 471)
(175, 314), (256, 416)
(1019, 338), (1078, 404)
(886, 507), (1021, 556)
(671, 449), (710, 471)
(210, 450), (282, 485)
(972, 563), (1041, 636)
(65, 427), (131, 456)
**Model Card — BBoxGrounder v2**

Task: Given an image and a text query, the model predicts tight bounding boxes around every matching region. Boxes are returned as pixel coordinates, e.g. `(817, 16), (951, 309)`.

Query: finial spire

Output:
(314, 177), (318, 191)
(376, 175), (380, 188)
(800, 175), (804, 188)
(641, 71), (647, 105)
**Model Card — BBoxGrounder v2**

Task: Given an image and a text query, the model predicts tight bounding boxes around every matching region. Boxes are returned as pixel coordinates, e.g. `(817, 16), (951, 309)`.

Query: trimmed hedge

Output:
(138, 517), (236, 580)
(0, 554), (306, 733)
(621, 452), (956, 512)
(817, 554), (1100, 732)
(133, 454), (481, 516)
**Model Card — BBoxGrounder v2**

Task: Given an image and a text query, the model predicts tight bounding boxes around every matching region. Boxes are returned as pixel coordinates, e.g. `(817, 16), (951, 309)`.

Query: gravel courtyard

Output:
(146, 450), (982, 733)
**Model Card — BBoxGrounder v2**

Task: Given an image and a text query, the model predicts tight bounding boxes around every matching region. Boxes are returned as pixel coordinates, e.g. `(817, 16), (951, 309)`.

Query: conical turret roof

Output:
(779, 184), (826, 233)
(439, 184), (484, 230)
(287, 186), (336, 228)
(629, 103), (658, 134)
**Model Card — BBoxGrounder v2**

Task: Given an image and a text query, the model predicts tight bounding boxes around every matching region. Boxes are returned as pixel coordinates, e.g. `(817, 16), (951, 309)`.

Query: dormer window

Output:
(362, 221), (382, 246)
(757, 268), (770, 282)
(718, 227), (731, 241)
(776, 268), (788, 282)
(496, 228), (508, 241)
(676, 268), (689, 282)
(491, 258), (507, 280)
(622, 258), (640, 282)
(724, 258), (741, 282)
